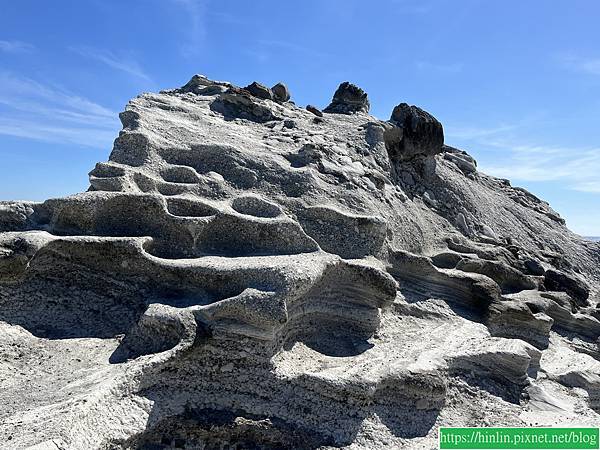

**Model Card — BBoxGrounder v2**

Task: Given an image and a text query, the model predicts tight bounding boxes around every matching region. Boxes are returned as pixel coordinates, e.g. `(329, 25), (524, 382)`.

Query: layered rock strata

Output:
(0, 74), (598, 449)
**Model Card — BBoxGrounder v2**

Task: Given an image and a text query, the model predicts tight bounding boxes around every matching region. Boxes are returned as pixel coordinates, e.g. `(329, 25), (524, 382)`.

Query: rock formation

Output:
(323, 81), (370, 114)
(385, 103), (444, 164)
(271, 82), (290, 103)
(244, 82), (274, 101)
(0, 74), (599, 449)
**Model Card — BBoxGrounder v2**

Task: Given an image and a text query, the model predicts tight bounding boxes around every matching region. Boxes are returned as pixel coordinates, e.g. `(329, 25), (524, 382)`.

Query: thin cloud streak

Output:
(572, 181), (600, 193)
(445, 124), (518, 140)
(479, 142), (600, 191)
(171, 0), (208, 57)
(448, 115), (600, 195)
(0, 71), (119, 148)
(558, 54), (600, 76)
(0, 118), (115, 149)
(0, 40), (35, 53)
(0, 71), (115, 118)
(70, 46), (154, 82)
(446, 113), (549, 142)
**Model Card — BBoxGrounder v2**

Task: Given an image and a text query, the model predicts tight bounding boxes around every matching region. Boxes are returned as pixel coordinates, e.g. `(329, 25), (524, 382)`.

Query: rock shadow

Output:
(109, 365), (443, 449)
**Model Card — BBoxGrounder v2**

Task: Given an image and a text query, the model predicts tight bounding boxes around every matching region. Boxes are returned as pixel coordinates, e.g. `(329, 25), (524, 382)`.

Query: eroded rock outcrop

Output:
(323, 81), (370, 114)
(244, 81), (274, 100)
(271, 82), (290, 103)
(384, 103), (445, 165)
(0, 74), (599, 449)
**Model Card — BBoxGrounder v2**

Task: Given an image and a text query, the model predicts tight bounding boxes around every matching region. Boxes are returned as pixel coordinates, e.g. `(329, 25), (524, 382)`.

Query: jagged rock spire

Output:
(323, 81), (370, 114)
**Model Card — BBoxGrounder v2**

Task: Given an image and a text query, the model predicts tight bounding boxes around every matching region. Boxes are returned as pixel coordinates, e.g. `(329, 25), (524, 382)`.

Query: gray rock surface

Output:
(0, 75), (599, 449)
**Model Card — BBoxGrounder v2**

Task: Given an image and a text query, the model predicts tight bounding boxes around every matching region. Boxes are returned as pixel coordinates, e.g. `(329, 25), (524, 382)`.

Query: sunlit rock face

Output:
(0, 74), (599, 449)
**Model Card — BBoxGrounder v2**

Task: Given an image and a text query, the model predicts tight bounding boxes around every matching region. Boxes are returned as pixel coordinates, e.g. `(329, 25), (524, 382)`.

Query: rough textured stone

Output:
(323, 81), (370, 114)
(243, 81), (274, 100)
(212, 86), (279, 123)
(177, 74), (230, 95)
(0, 74), (599, 449)
(523, 257), (546, 276)
(443, 146), (477, 174)
(385, 103), (444, 164)
(544, 269), (590, 306)
(271, 82), (290, 102)
(306, 104), (323, 117)
(283, 119), (296, 129)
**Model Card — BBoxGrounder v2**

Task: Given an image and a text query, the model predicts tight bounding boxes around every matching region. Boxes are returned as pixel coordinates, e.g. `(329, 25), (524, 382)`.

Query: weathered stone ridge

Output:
(0, 74), (598, 449)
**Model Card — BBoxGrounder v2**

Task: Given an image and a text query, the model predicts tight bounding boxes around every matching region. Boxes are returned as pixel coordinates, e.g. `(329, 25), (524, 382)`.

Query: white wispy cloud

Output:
(447, 114), (600, 196)
(70, 46), (153, 82)
(0, 118), (115, 149)
(445, 124), (518, 140)
(477, 141), (600, 192)
(171, 0), (208, 57)
(571, 180), (600, 193)
(0, 71), (119, 148)
(558, 54), (600, 76)
(0, 40), (35, 53)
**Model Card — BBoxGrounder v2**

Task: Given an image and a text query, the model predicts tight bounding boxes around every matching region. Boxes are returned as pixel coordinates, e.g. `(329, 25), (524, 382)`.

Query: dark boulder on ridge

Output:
(244, 81), (274, 100)
(384, 103), (444, 163)
(323, 81), (370, 114)
(306, 104), (323, 117)
(271, 82), (291, 102)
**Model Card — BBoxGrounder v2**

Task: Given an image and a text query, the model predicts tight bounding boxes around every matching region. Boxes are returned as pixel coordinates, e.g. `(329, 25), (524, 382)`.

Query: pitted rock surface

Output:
(0, 74), (599, 449)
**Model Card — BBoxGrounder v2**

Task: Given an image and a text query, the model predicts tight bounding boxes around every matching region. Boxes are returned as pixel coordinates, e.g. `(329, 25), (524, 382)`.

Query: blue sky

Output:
(1, 0), (599, 235)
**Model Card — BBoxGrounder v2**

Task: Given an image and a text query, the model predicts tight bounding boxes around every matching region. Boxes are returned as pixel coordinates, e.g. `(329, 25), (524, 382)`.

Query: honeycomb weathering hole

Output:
(231, 196), (282, 218)
(166, 197), (218, 217)
(161, 166), (201, 184)
(89, 163), (126, 178)
(286, 313), (377, 357)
